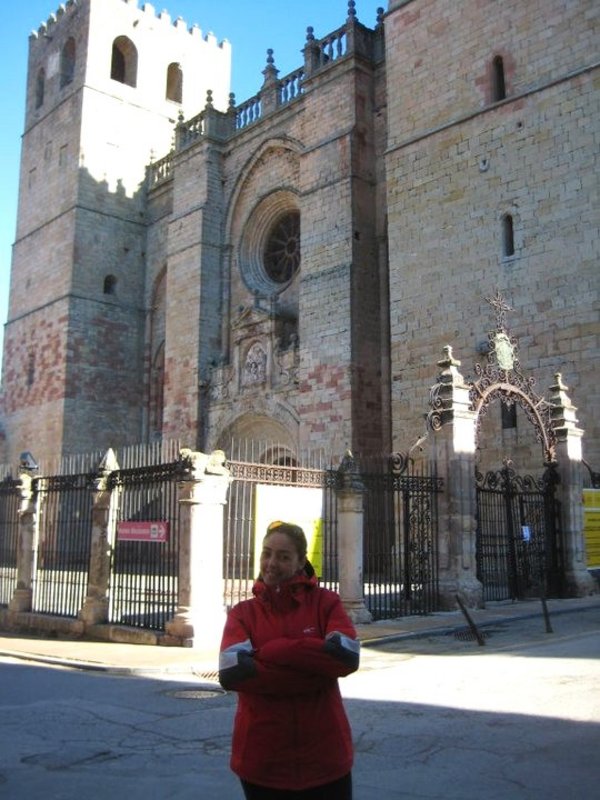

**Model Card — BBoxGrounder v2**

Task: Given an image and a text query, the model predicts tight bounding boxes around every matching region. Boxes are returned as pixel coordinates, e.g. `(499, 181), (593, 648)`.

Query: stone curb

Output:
(1, 599), (597, 675)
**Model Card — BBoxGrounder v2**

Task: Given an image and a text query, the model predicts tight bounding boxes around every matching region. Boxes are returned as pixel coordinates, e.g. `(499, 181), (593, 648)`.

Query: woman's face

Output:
(260, 532), (306, 587)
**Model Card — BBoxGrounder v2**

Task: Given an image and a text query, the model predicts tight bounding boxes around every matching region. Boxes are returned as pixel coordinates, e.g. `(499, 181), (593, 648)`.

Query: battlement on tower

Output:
(29, 0), (229, 50)
(29, 0), (78, 39)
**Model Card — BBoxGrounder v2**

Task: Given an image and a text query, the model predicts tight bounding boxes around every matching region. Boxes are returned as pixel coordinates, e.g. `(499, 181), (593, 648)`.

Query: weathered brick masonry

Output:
(0, 0), (597, 475)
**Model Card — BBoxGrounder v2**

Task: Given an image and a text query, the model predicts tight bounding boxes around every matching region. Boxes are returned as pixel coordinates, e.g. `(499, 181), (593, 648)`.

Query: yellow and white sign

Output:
(254, 485), (324, 578)
(583, 489), (600, 569)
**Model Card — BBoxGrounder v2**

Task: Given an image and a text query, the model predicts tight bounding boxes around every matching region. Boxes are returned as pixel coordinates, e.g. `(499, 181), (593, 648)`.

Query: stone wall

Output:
(385, 0), (599, 467)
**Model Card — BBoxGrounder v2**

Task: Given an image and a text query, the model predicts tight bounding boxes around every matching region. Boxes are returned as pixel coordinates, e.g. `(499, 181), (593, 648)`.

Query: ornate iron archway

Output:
(469, 290), (557, 465)
(469, 291), (563, 600)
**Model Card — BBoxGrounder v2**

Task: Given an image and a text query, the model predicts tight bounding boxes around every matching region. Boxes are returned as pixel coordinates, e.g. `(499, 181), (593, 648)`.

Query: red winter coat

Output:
(218, 572), (360, 791)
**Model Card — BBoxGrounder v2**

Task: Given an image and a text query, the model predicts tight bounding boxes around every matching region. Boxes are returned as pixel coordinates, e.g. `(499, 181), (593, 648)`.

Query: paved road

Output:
(348, 606), (600, 799)
(0, 608), (598, 799)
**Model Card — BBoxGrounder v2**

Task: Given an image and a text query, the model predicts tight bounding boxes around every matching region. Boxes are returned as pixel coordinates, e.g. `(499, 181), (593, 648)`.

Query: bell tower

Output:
(1, 0), (231, 464)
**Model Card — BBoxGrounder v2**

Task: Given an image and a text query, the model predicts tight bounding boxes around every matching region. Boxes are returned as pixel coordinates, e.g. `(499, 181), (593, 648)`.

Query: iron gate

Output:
(223, 448), (338, 609)
(362, 455), (443, 620)
(32, 473), (95, 617)
(108, 461), (182, 630)
(476, 462), (563, 602)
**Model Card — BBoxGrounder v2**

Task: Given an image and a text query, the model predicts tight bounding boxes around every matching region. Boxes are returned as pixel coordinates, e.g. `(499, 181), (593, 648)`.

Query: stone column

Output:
(549, 374), (595, 596)
(164, 450), (231, 649)
(79, 449), (120, 626)
(8, 471), (40, 613)
(428, 346), (483, 608)
(336, 452), (372, 623)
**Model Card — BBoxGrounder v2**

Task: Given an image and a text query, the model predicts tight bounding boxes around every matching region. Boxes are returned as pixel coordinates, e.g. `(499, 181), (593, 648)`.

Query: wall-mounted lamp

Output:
(19, 451), (39, 471)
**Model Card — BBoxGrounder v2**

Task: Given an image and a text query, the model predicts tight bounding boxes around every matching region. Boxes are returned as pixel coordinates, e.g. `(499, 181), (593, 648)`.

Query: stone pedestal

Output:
(79, 449), (119, 626)
(8, 472), (38, 614)
(336, 452), (372, 624)
(549, 375), (595, 596)
(164, 450), (231, 649)
(428, 347), (483, 609)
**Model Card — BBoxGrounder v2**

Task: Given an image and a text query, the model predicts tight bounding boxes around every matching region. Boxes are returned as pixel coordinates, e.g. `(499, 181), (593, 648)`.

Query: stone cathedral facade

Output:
(0, 0), (598, 474)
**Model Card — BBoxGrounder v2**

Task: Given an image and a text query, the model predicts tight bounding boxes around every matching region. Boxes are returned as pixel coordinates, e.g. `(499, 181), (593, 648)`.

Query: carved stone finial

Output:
(97, 447), (119, 474)
(306, 26), (315, 42)
(437, 344), (461, 370)
(205, 89), (213, 108)
(206, 450), (229, 475)
(376, 7), (385, 27)
(338, 449), (364, 491)
(554, 372), (568, 392)
(347, 0), (357, 20)
(548, 372), (580, 442)
(549, 372), (576, 412)
(178, 448), (231, 479)
(262, 48), (279, 85)
(339, 449), (355, 472)
(228, 92), (236, 109)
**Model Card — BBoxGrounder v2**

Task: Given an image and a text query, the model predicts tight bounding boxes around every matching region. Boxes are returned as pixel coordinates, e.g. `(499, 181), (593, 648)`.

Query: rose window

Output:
(263, 212), (300, 284)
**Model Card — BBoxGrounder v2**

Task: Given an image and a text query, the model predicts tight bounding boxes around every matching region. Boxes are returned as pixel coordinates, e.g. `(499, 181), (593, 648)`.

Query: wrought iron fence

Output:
(361, 455), (443, 620)
(32, 472), (95, 617)
(108, 460), (183, 630)
(0, 477), (20, 606)
(1, 440), (444, 629)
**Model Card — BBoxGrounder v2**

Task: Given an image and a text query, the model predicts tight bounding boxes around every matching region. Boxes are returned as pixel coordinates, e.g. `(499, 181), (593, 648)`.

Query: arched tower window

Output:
(491, 55), (506, 102)
(502, 214), (515, 258)
(111, 36), (138, 87)
(103, 274), (117, 295)
(60, 38), (76, 88)
(166, 63), (183, 103)
(35, 68), (45, 108)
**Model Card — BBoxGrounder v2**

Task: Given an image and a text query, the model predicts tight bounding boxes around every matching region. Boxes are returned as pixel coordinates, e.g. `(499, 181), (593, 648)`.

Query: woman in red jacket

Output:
(219, 520), (360, 800)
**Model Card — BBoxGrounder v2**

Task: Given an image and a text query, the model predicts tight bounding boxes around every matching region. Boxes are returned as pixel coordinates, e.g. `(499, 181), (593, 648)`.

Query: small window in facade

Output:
(27, 351), (36, 388)
(60, 38), (76, 88)
(166, 63), (183, 103)
(501, 403), (517, 429)
(103, 275), (117, 295)
(111, 37), (138, 87)
(263, 211), (301, 284)
(502, 214), (515, 258)
(35, 68), (45, 108)
(491, 55), (506, 102)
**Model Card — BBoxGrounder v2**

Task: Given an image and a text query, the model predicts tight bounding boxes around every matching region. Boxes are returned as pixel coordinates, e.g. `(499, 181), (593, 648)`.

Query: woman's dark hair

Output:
(264, 520), (315, 578)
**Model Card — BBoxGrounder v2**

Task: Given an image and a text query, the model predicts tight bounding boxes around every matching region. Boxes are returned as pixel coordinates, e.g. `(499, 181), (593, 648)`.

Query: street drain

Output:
(195, 669), (219, 681)
(166, 684), (226, 700)
(454, 628), (490, 642)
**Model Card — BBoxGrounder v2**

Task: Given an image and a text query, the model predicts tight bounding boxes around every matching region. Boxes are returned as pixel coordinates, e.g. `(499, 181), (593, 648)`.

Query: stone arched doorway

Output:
(214, 411), (298, 465)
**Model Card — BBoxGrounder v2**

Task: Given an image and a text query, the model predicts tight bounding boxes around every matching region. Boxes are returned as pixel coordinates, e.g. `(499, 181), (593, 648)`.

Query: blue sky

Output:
(0, 0), (372, 364)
